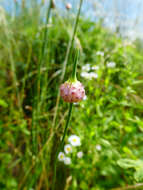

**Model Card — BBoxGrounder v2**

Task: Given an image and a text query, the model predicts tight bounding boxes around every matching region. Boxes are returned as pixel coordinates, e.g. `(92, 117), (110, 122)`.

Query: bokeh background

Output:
(0, 0), (143, 190)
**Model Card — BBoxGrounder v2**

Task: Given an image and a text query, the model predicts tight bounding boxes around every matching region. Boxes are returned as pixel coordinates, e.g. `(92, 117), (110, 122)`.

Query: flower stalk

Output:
(52, 103), (73, 190)
(52, 0), (83, 128)
(72, 50), (79, 81)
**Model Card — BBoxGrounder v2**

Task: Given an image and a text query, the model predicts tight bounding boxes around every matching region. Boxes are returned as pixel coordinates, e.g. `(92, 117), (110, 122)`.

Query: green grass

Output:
(0, 1), (143, 190)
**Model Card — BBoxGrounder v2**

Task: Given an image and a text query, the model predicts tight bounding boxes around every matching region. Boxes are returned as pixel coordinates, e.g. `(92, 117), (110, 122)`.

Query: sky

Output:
(0, 0), (143, 40)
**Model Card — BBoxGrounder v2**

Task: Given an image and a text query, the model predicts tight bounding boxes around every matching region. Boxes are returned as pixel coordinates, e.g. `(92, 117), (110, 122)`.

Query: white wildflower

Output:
(81, 72), (89, 79)
(107, 62), (116, 68)
(96, 51), (104, 56)
(64, 144), (72, 154)
(89, 72), (98, 79)
(77, 151), (83, 158)
(68, 135), (81, 146)
(64, 157), (71, 165)
(91, 65), (99, 70)
(58, 152), (65, 161)
(96, 145), (102, 151)
(82, 64), (90, 71)
(81, 72), (98, 80)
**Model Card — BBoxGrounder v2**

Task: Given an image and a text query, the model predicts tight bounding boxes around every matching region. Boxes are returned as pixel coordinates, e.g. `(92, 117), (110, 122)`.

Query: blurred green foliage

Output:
(0, 1), (143, 190)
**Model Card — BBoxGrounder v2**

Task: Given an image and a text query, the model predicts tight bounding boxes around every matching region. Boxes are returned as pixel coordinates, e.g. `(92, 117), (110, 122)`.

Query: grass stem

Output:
(32, 0), (53, 154)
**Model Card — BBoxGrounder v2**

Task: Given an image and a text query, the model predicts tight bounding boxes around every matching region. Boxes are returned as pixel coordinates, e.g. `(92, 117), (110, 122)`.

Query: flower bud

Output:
(66, 3), (72, 10)
(51, 0), (55, 9)
(60, 80), (85, 103)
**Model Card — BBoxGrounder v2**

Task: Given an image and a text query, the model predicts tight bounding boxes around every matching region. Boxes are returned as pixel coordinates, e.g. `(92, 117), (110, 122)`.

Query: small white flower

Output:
(82, 64), (90, 71)
(96, 145), (102, 151)
(73, 102), (79, 105)
(96, 51), (104, 56)
(83, 95), (87, 100)
(89, 72), (98, 79)
(81, 72), (89, 78)
(64, 144), (72, 154)
(107, 62), (116, 68)
(77, 151), (83, 158)
(58, 152), (65, 161)
(68, 135), (81, 146)
(91, 65), (99, 70)
(64, 157), (71, 165)
(81, 72), (98, 80)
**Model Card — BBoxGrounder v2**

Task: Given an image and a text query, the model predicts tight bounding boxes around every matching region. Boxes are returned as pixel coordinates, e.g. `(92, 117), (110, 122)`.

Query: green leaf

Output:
(134, 167), (143, 181)
(100, 139), (111, 147)
(0, 99), (8, 108)
(117, 159), (142, 169)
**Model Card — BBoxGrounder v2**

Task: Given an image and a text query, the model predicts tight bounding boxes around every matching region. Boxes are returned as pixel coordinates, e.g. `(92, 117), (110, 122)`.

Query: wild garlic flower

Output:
(58, 152), (65, 161)
(64, 157), (71, 165)
(68, 135), (81, 146)
(64, 144), (72, 154)
(60, 80), (85, 103)
(107, 62), (116, 68)
(77, 151), (83, 158)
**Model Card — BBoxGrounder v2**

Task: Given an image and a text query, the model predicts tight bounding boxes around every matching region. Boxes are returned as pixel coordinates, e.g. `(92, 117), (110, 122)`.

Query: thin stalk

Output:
(36, 0), (53, 113)
(60, 0), (83, 82)
(51, 49), (80, 190)
(112, 183), (143, 190)
(32, 0), (53, 154)
(21, 43), (32, 104)
(4, 25), (22, 115)
(72, 50), (79, 81)
(52, 103), (73, 190)
(52, 0), (83, 128)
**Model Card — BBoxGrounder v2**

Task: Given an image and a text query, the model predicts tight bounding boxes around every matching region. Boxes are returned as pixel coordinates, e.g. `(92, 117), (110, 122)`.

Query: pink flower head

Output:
(60, 80), (85, 103)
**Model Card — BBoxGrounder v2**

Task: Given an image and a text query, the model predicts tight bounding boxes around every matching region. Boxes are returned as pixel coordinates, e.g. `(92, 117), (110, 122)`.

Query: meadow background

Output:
(0, 0), (143, 190)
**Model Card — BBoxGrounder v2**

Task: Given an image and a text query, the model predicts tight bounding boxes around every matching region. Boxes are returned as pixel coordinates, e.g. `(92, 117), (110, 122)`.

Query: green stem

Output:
(60, 0), (83, 81)
(52, 0), (83, 128)
(72, 50), (79, 81)
(4, 24), (22, 115)
(37, 0), (53, 106)
(52, 103), (73, 190)
(33, 0), (53, 154)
